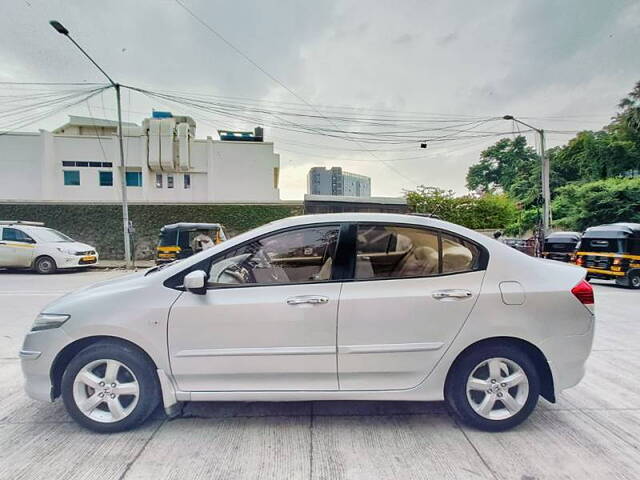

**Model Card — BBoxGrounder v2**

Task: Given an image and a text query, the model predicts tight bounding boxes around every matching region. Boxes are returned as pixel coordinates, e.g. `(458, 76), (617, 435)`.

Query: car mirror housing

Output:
(183, 270), (207, 295)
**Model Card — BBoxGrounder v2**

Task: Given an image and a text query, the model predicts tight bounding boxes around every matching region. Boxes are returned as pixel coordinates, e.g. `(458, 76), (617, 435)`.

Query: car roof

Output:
(583, 223), (640, 238)
(264, 212), (486, 240)
(161, 223), (223, 231)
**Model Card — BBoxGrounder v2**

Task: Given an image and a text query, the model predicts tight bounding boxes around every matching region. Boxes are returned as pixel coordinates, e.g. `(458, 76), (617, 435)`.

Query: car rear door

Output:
(168, 224), (344, 392)
(337, 223), (487, 390)
(0, 227), (36, 267)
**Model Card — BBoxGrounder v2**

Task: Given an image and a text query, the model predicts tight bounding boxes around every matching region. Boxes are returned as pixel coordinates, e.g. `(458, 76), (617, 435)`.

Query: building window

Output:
(156, 174), (163, 188)
(167, 175), (174, 189)
(63, 170), (80, 186)
(125, 171), (142, 187)
(99, 171), (113, 186)
(184, 174), (191, 189)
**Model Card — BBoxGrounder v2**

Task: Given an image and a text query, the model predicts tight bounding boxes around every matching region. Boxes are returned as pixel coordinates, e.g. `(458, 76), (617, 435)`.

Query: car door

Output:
(0, 227), (36, 267)
(337, 224), (486, 390)
(168, 224), (343, 392)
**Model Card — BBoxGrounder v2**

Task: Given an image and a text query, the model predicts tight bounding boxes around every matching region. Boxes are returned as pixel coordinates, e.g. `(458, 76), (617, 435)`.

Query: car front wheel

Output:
(34, 256), (57, 274)
(445, 343), (540, 432)
(61, 341), (160, 433)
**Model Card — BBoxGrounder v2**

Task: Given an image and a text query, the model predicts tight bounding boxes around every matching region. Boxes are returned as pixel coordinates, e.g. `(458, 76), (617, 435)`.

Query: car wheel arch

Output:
(444, 336), (555, 403)
(50, 335), (159, 400)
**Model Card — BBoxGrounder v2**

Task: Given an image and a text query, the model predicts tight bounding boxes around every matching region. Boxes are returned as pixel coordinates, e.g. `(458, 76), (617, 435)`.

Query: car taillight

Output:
(575, 256), (584, 266)
(571, 279), (594, 305)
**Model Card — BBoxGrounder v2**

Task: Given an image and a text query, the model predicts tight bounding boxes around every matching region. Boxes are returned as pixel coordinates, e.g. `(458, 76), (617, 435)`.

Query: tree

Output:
(466, 136), (539, 198)
(552, 178), (640, 231)
(405, 186), (517, 230)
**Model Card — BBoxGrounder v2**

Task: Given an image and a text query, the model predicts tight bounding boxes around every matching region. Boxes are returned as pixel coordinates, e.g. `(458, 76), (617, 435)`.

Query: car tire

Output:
(61, 340), (160, 433)
(445, 343), (540, 432)
(34, 256), (57, 274)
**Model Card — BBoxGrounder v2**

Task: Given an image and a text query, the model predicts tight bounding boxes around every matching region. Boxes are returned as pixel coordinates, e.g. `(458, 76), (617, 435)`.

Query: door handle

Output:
(286, 295), (329, 306)
(432, 289), (473, 300)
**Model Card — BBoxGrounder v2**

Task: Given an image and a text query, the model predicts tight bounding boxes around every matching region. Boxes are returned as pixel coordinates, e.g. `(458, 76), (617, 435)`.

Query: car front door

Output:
(337, 224), (486, 390)
(0, 227), (36, 267)
(168, 224), (343, 392)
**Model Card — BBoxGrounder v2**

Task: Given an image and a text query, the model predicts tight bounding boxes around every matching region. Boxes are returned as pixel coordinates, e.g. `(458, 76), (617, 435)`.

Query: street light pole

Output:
(503, 115), (551, 237)
(49, 21), (132, 268)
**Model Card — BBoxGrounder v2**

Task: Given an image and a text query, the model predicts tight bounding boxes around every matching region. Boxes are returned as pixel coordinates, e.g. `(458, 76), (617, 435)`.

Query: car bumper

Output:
(57, 254), (99, 269)
(539, 312), (595, 393)
(20, 328), (72, 402)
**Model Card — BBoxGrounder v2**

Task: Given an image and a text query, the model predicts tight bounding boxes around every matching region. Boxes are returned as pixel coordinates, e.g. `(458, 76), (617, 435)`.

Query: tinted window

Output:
(2, 228), (34, 243)
(441, 233), (480, 273)
(208, 226), (339, 286)
(99, 171), (113, 186)
(355, 225), (480, 279)
(355, 225), (439, 279)
(63, 170), (80, 186)
(125, 171), (142, 187)
(585, 238), (624, 253)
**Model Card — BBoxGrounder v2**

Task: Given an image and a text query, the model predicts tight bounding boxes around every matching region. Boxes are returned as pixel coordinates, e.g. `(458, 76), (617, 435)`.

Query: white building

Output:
(307, 166), (371, 197)
(0, 113), (281, 204)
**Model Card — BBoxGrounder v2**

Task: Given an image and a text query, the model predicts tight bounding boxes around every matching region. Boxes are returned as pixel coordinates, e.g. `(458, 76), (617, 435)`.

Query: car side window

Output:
(208, 225), (340, 286)
(355, 225), (439, 279)
(355, 224), (481, 279)
(2, 228), (34, 243)
(441, 232), (479, 273)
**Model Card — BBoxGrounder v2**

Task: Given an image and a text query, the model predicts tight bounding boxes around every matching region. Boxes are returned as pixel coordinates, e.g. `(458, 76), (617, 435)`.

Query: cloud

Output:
(2, 0), (639, 200)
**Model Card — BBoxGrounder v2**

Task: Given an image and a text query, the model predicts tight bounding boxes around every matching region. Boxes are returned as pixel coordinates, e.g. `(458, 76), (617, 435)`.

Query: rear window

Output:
(544, 242), (575, 252)
(583, 238), (624, 253)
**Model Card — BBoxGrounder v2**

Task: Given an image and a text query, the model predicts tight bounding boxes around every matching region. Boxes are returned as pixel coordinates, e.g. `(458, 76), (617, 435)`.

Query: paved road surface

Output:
(1, 270), (639, 479)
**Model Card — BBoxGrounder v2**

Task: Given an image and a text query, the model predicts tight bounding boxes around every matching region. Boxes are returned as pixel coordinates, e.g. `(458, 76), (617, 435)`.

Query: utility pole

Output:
(50, 21), (132, 267)
(503, 115), (551, 238)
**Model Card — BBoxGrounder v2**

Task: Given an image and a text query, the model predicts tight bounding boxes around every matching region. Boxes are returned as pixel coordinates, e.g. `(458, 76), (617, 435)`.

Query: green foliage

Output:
(466, 136), (539, 202)
(552, 178), (640, 231)
(405, 186), (517, 230)
(0, 203), (302, 259)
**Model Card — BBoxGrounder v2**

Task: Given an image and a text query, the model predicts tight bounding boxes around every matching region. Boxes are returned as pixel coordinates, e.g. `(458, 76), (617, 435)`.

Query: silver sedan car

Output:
(21, 213), (595, 432)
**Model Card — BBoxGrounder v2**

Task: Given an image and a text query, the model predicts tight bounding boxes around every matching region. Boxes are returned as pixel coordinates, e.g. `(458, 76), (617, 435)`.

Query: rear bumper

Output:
(539, 313), (595, 393)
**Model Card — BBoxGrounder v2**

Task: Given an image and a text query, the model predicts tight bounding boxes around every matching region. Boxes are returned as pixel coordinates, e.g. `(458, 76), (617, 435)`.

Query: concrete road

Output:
(1, 270), (639, 479)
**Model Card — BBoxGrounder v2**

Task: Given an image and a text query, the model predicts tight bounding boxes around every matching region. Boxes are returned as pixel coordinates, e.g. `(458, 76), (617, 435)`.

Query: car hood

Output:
(40, 270), (149, 313)
(63, 241), (96, 252)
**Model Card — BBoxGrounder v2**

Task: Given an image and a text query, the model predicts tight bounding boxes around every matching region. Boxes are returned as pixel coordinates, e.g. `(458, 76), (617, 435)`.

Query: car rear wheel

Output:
(628, 271), (640, 289)
(61, 341), (160, 433)
(34, 256), (57, 274)
(445, 343), (540, 432)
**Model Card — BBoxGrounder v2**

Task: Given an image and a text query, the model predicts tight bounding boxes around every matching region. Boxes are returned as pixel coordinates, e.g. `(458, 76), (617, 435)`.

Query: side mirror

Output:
(184, 270), (207, 295)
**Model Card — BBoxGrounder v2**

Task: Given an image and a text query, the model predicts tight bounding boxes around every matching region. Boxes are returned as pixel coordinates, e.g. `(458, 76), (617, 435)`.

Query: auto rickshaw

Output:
(572, 223), (640, 288)
(542, 231), (581, 262)
(156, 222), (227, 264)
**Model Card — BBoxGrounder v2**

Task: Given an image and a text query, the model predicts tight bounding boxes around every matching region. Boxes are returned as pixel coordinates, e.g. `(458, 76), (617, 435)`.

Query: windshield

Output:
(31, 228), (74, 243)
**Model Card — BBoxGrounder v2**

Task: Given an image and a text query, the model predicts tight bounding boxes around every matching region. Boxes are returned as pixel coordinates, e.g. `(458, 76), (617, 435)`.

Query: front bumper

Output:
(20, 328), (72, 402)
(57, 254), (99, 269)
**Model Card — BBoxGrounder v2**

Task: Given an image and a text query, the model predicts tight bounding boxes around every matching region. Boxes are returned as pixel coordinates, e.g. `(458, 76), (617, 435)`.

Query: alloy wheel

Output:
(72, 359), (140, 423)
(466, 357), (529, 421)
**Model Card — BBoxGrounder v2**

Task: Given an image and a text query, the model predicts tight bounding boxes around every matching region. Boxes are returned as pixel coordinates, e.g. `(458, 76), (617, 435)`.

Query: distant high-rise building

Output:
(307, 167), (371, 197)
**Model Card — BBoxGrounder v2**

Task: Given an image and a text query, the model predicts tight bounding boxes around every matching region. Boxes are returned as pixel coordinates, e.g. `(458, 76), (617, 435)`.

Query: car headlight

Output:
(31, 313), (70, 332)
(56, 247), (77, 255)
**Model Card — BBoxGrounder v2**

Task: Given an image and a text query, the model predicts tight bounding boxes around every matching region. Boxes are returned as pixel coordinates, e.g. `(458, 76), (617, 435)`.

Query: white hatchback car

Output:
(0, 221), (98, 274)
(20, 213), (594, 432)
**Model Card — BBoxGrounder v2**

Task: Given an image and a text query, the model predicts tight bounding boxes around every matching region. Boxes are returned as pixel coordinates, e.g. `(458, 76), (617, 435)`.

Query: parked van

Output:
(0, 221), (98, 274)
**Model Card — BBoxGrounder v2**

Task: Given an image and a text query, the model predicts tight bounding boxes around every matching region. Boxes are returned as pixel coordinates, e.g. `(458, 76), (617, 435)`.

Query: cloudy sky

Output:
(2, 0), (639, 199)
